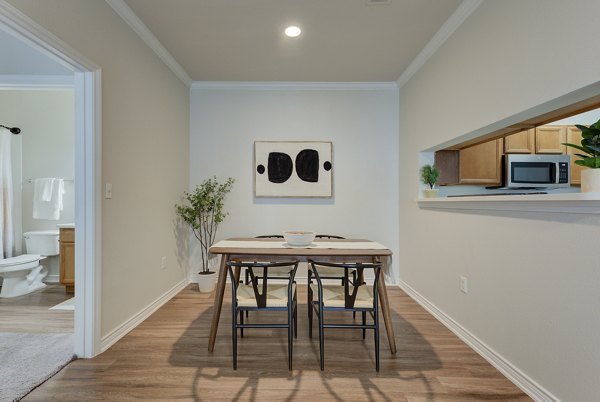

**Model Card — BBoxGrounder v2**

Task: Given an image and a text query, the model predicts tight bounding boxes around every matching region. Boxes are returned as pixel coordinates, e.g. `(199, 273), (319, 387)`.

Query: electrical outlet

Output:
(460, 276), (468, 294)
(161, 256), (167, 270)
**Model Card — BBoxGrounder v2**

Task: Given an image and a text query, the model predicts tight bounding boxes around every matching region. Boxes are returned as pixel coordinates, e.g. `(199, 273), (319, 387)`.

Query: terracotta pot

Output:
(581, 169), (600, 192)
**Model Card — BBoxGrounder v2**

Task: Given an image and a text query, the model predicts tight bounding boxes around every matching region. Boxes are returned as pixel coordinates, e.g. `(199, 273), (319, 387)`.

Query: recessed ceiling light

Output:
(284, 26), (302, 38)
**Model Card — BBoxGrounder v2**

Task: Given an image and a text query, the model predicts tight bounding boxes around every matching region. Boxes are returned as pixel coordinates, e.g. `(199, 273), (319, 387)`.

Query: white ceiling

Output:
(0, 29), (72, 75)
(124, 0), (463, 82)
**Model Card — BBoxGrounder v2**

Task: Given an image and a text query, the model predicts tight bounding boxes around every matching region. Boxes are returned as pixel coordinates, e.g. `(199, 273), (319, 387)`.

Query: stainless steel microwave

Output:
(504, 154), (570, 188)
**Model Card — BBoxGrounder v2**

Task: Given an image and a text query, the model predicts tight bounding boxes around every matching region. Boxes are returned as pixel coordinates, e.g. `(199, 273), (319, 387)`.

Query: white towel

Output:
(42, 179), (54, 201)
(33, 178), (65, 220)
(34, 178), (54, 202)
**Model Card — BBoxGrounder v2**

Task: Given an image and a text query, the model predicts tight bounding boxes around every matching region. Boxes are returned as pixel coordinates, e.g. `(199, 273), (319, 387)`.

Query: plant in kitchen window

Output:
(420, 164), (440, 198)
(563, 118), (600, 192)
(563, 119), (600, 168)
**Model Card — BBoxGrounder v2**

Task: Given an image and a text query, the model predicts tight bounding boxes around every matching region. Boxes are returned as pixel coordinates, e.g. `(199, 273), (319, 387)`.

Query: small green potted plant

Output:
(563, 118), (600, 192)
(420, 164), (440, 198)
(176, 176), (234, 292)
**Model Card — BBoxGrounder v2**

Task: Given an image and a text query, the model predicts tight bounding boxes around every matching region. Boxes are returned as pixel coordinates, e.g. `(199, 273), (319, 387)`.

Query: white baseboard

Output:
(398, 280), (557, 402)
(44, 274), (59, 283)
(100, 277), (190, 352)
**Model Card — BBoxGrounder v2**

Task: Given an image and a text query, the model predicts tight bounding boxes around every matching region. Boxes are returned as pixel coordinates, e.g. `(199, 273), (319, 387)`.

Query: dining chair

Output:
(309, 235), (356, 286)
(227, 260), (299, 371)
(243, 235), (285, 285)
(307, 235), (359, 317)
(308, 260), (382, 371)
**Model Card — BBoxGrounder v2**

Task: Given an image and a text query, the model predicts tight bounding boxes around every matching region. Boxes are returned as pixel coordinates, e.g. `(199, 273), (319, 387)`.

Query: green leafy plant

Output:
(563, 119), (600, 168)
(420, 164), (440, 189)
(176, 176), (234, 274)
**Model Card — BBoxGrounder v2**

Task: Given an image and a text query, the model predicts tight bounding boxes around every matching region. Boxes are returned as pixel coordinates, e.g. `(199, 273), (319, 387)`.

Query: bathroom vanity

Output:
(59, 226), (75, 294)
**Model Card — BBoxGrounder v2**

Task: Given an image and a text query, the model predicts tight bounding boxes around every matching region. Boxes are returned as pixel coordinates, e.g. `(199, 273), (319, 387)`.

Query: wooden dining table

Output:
(207, 237), (396, 354)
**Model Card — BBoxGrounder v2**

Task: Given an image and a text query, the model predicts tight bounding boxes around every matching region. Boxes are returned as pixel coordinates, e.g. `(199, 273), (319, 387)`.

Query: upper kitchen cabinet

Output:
(435, 150), (460, 185)
(535, 125), (566, 154)
(459, 139), (503, 185)
(566, 125), (586, 185)
(504, 128), (535, 153)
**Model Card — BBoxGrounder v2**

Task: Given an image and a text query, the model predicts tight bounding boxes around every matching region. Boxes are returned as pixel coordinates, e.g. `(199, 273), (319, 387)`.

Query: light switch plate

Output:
(460, 276), (468, 293)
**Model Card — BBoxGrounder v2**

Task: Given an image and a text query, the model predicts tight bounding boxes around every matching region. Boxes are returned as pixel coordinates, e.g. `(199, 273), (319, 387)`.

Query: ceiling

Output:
(0, 29), (72, 75)
(124, 0), (462, 82)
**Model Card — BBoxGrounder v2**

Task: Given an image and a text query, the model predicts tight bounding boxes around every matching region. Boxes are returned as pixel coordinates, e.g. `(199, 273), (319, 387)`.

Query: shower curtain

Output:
(0, 128), (13, 258)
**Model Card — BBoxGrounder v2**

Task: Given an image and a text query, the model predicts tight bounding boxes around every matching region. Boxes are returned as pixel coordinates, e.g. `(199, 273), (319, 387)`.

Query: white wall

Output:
(0, 88), (74, 280)
(7, 0), (190, 338)
(552, 107), (600, 125)
(190, 86), (399, 282)
(399, 0), (600, 400)
(0, 29), (72, 75)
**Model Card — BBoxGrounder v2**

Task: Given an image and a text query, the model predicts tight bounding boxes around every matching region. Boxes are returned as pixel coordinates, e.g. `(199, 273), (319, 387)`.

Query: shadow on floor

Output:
(168, 293), (442, 401)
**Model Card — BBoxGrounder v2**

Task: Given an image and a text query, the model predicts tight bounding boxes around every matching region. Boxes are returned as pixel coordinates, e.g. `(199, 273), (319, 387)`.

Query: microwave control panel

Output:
(558, 162), (569, 183)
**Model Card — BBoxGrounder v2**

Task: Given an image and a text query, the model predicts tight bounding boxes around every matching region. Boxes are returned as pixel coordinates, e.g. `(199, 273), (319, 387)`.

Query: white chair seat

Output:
(237, 283), (296, 307)
(309, 284), (373, 308)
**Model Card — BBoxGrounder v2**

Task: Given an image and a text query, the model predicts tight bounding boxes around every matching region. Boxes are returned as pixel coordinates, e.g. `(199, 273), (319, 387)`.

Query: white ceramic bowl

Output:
(283, 231), (316, 247)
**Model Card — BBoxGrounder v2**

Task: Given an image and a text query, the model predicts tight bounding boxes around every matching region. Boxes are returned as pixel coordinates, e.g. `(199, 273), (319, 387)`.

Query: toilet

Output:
(0, 230), (59, 298)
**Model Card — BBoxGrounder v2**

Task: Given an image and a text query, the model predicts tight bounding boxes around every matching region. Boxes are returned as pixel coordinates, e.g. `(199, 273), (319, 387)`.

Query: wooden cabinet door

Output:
(459, 139), (503, 185)
(504, 129), (535, 153)
(435, 150), (459, 185)
(566, 125), (586, 185)
(59, 228), (75, 294)
(535, 126), (566, 154)
(60, 241), (75, 284)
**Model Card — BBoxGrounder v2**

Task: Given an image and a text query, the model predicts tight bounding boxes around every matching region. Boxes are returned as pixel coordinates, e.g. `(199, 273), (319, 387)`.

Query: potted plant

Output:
(563, 118), (600, 192)
(420, 164), (440, 198)
(176, 176), (234, 292)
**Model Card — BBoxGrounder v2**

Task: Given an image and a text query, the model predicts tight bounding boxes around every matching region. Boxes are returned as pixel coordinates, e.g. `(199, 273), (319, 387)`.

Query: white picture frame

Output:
(254, 141), (333, 197)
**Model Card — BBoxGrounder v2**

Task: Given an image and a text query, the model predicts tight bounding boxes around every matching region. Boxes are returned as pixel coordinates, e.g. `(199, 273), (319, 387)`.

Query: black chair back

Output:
(228, 261), (298, 308)
(309, 261), (381, 309)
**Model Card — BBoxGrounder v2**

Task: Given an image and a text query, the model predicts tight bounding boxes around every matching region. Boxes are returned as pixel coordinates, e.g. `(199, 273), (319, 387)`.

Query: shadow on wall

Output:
(173, 215), (191, 278)
(167, 301), (441, 401)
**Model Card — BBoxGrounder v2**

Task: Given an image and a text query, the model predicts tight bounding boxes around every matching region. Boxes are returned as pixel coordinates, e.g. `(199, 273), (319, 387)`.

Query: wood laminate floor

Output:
(0, 284), (73, 333)
(24, 284), (530, 401)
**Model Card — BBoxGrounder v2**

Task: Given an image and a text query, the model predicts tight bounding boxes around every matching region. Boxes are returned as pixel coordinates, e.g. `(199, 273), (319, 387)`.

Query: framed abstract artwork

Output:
(254, 141), (333, 197)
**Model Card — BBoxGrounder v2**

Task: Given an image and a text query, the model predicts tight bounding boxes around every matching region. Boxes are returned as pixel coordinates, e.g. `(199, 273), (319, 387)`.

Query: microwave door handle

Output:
(554, 163), (559, 184)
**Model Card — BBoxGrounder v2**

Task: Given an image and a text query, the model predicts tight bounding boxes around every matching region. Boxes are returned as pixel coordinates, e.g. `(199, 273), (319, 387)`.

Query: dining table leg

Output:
(377, 267), (397, 354)
(208, 253), (230, 352)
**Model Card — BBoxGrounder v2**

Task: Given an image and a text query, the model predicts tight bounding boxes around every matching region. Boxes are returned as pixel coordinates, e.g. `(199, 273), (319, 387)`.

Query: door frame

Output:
(0, 1), (102, 357)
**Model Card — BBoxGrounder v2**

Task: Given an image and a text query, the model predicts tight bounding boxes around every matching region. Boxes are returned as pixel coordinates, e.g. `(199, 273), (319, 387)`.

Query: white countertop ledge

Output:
(417, 192), (600, 214)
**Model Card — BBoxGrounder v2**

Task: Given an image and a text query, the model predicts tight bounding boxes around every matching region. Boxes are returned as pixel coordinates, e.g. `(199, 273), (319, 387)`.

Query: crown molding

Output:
(191, 81), (399, 91)
(396, 0), (482, 89)
(105, 0), (192, 87)
(0, 0), (98, 72)
(0, 74), (74, 88)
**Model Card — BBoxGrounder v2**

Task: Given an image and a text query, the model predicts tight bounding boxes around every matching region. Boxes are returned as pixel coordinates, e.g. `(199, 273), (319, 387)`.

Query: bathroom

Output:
(0, 88), (75, 297)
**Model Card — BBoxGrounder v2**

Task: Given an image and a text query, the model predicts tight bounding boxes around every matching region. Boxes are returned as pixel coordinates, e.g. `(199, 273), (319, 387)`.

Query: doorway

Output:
(0, 3), (101, 357)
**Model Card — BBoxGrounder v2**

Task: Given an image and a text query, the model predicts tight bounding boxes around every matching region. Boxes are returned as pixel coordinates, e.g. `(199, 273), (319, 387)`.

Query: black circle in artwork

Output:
(296, 149), (319, 183)
(256, 164), (265, 174)
(267, 152), (293, 183)
(323, 161), (332, 171)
